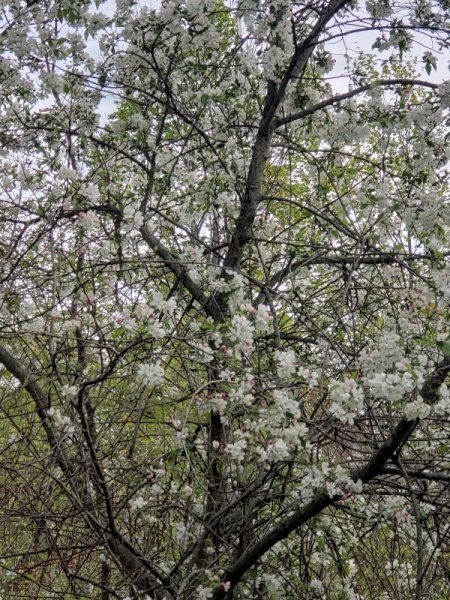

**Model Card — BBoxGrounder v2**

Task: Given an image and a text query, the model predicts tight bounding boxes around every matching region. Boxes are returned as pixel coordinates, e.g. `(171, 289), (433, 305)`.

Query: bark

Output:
(222, 0), (353, 274)
(212, 357), (450, 598)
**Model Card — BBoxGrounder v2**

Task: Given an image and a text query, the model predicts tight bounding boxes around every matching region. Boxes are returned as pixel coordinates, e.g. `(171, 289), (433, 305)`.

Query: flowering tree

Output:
(1, 0), (450, 598)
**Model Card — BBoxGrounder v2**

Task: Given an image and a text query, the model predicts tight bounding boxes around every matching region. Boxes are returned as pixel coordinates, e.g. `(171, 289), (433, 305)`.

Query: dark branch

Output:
(140, 224), (221, 321)
(379, 467), (450, 483)
(212, 356), (450, 598)
(277, 79), (439, 127)
(222, 0), (353, 273)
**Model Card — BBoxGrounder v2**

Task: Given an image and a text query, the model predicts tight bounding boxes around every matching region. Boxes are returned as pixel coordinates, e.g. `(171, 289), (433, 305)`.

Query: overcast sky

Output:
(92, 1), (449, 117)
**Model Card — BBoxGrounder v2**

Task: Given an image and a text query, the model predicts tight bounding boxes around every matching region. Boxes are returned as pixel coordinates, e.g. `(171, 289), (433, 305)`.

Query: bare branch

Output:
(277, 79), (439, 127)
(212, 357), (450, 598)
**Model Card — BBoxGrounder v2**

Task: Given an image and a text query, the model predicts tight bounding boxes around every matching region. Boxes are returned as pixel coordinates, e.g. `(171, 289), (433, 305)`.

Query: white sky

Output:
(91, 1), (449, 116)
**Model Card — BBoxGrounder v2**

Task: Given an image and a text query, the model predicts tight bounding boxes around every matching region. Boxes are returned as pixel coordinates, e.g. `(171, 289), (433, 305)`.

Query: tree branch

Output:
(222, 0), (352, 273)
(277, 79), (439, 127)
(379, 467), (450, 483)
(140, 224), (221, 320)
(0, 344), (175, 599)
(212, 356), (450, 598)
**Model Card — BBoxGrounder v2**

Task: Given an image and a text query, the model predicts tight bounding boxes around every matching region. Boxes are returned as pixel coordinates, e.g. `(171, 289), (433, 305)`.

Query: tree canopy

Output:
(1, 0), (450, 598)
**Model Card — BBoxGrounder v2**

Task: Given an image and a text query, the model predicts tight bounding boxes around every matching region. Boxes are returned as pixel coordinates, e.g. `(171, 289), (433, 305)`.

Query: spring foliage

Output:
(1, 1), (450, 598)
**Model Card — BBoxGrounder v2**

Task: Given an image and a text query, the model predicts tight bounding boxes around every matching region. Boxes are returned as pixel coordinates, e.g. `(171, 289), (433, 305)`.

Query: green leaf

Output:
(438, 444), (449, 455)
(111, 326), (126, 339)
(436, 339), (450, 357)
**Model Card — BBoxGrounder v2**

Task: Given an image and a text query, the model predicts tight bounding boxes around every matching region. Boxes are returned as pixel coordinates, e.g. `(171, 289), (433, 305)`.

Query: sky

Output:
(90, 1), (449, 117)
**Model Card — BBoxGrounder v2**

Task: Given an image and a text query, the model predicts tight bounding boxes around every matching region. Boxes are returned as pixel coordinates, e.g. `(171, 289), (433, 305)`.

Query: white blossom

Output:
(80, 184), (100, 202)
(404, 398), (431, 420)
(255, 304), (271, 332)
(196, 587), (213, 600)
(137, 362), (164, 386)
(225, 437), (247, 462)
(47, 407), (75, 435)
(78, 210), (100, 229)
(129, 496), (147, 510)
(274, 349), (297, 379)
(267, 438), (290, 462)
(329, 378), (365, 425)
(57, 166), (77, 180)
(230, 314), (254, 352)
